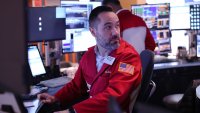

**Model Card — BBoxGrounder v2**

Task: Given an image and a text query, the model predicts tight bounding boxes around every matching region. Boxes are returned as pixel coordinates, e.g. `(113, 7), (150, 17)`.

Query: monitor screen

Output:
(28, 45), (46, 77)
(150, 29), (172, 54)
(185, 0), (200, 4)
(196, 34), (200, 57)
(61, 1), (101, 53)
(28, 7), (66, 42)
(131, 3), (170, 30)
(170, 5), (191, 30)
(170, 30), (189, 55)
(132, 3), (171, 55)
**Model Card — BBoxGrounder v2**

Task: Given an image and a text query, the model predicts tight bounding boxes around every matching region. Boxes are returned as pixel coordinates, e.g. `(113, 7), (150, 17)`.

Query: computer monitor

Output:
(28, 45), (47, 84)
(28, 7), (66, 42)
(150, 29), (172, 54)
(61, 1), (101, 53)
(185, 0), (200, 4)
(28, 45), (46, 77)
(132, 3), (171, 55)
(196, 34), (200, 57)
(0, 1), (29, 95)
(131, 3), (170, 30)
(170, 5), (191, 30)
(190, 4), (200, 30)
(170, 30), (189, 55)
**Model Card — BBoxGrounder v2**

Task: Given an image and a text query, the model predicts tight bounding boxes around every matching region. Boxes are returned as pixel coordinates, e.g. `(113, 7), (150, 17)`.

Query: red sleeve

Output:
(54, 63), (88, 106)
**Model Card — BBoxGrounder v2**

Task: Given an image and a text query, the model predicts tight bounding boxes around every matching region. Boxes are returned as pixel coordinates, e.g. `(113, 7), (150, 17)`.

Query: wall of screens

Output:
(61, 1), (101, 53)
(132, 3), (171, 55)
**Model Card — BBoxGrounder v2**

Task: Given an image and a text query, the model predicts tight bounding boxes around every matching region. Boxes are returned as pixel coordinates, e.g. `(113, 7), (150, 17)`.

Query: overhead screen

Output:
(28, 7), (66, 42)
(131, 3), (172, 54)
(132, 3), (170, 30)
(170, 5), (191, 30)
(170, 4), (200, 30)
(61, 1), (101, 53)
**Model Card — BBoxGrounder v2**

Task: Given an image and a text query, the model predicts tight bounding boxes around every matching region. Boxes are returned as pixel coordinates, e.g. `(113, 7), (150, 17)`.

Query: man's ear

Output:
(89, 27), (96, 38)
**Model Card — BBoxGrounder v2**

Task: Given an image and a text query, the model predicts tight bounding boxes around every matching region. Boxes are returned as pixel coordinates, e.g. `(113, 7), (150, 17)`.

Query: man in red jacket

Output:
(38, 6), (142, 113)
(102, 0), (156, 54)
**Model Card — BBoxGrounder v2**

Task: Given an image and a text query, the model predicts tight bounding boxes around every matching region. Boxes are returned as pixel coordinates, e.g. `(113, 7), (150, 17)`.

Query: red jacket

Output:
(55, 40), (142, 113)
(117, 9), (156, 52)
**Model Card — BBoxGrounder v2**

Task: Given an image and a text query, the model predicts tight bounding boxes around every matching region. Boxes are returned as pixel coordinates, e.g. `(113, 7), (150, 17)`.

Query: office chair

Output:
(136, 49), (156, 102)
(163, 79), (200, 113)
(108, 96), (123, 113)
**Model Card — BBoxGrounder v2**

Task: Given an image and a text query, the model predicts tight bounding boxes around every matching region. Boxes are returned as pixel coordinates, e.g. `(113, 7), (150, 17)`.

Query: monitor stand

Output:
(0, 91), (27, 113)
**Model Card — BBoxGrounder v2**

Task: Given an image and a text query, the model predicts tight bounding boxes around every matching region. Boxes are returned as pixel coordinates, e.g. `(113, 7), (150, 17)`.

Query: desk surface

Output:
(154, 60), (200, 70)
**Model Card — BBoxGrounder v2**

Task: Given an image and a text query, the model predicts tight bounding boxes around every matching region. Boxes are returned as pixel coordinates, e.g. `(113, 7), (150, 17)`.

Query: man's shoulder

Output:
(119, 40), (138, 54)
(117, 9), (146, 27)
(81, 46), (95, 57)
(118, 9), (143, 20)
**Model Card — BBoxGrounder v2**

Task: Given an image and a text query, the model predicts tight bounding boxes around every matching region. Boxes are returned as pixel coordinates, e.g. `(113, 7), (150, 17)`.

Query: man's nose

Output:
(112, 27), (119, 35)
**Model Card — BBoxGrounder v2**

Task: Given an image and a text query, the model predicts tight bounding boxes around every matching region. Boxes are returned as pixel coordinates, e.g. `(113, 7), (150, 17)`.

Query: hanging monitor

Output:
(131, 3), (170, 30)
(61, 1), (101, 53)
(170, 5), (191, 30)
(28, 7), (66, 42)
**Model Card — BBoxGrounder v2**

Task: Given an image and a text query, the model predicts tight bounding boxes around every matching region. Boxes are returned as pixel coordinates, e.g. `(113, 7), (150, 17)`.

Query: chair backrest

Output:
(136, 49), (155, 102)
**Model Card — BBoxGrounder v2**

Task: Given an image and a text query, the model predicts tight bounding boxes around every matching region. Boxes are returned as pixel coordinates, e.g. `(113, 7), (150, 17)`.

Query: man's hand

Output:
(37, 93), (57, 104)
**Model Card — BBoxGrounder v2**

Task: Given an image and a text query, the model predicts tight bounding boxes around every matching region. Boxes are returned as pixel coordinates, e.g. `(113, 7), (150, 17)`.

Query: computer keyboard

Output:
(39, 76), (72, 88)
(22, 86), (48, 101)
